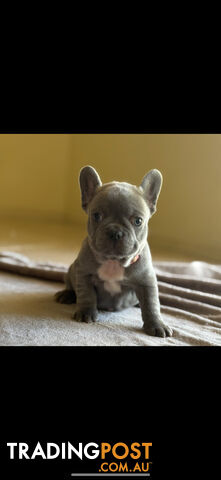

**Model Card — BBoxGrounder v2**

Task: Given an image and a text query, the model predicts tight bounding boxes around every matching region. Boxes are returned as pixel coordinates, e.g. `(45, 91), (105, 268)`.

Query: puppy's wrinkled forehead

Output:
(89, 181), (149, 217)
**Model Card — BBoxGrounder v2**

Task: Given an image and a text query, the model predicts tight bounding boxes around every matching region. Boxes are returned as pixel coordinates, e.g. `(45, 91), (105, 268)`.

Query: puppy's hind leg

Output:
(55, 267), (77, 304)
(55, 289), (76, 304)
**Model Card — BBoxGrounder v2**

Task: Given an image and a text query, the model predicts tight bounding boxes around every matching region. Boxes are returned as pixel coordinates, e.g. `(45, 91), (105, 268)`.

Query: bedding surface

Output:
(0, 251), (221, 346)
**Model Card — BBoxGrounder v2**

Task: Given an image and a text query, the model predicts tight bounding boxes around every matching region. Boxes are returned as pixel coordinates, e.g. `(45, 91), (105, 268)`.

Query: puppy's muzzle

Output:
(106, 226), (124, 241)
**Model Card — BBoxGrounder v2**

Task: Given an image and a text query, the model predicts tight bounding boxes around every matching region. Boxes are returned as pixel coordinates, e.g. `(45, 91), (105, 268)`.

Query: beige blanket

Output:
(0, 251), (221, 346)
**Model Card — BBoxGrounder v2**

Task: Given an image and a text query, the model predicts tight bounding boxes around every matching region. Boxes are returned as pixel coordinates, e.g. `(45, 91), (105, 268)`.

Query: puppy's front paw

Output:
(72, 306), (98, 323)
(143, 317), (173, 338)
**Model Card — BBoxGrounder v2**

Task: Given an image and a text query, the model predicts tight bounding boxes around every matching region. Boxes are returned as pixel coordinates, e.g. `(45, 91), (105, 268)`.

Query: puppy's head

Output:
(79, 166), (162, 266)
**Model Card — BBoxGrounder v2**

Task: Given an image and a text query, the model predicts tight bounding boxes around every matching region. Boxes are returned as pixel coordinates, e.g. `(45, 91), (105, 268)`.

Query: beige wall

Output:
(0, 134), (72, 220)
(0, 134), (220, 261)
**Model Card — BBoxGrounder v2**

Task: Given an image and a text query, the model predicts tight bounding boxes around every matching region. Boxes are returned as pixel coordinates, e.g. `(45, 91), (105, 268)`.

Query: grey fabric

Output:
(0, 251), (221, 346)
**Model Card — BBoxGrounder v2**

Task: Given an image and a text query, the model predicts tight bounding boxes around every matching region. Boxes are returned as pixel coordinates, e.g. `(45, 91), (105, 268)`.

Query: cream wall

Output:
(0, 134), (220, 261)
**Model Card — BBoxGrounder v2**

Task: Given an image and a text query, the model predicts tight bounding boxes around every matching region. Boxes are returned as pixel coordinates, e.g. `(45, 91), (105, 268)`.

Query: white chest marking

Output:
(97, 260), (125, 296)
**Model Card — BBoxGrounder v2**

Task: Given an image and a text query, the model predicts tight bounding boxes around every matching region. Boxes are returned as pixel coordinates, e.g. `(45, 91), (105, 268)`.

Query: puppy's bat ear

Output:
(140, 169), (163, 216)
(79, 166), (102, 211)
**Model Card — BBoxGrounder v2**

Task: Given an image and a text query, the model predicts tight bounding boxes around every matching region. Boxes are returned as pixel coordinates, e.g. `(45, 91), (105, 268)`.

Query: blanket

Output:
(0, 251), (221, 346)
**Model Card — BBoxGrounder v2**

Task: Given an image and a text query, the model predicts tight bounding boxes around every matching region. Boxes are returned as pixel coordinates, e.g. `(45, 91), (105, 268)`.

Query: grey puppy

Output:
(55, 166), (173, 337)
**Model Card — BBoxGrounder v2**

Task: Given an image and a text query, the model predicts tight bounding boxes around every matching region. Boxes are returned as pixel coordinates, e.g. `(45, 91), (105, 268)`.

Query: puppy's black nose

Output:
(109, 229), (124, 241)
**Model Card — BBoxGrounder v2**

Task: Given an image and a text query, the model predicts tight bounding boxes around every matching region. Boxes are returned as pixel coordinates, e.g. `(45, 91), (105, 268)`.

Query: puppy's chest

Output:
(97, 260), (125, 295)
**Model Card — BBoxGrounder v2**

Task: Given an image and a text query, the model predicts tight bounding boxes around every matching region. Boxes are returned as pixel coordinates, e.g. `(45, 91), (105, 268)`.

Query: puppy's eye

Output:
(93, 212), (103, 222)
(132, 216), (143, 227)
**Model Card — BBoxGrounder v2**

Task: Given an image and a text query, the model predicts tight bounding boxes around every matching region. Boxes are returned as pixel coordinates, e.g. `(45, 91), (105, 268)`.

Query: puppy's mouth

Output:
(96, 241), (138, 261)
(98, 253), (137, 267)
(102, 254), (129, 263)
(88, 237), (139, 266)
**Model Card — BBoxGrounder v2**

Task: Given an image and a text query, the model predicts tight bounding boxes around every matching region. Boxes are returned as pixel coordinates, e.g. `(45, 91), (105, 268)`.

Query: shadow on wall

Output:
(0, 134), (220, 262)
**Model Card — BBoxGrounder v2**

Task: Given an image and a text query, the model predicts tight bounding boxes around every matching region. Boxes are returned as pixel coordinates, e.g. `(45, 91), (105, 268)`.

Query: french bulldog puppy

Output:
(55, 166), (173, 337)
